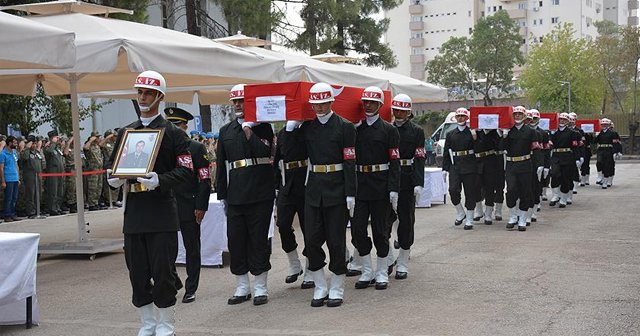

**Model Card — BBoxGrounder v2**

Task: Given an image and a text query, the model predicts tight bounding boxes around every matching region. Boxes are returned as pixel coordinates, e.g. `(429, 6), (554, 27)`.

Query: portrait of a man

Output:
(121, 140), (151, 169)
(111, 129), (164, 178)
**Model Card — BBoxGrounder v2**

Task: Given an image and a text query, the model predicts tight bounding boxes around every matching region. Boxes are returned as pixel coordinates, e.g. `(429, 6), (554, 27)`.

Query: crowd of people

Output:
(0, 127), (218, 223)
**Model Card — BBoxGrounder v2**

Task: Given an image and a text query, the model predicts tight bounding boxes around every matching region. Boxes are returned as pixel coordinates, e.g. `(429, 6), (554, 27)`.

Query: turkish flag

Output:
(469, 106), (514, 129)
(575, 119), (601, 133)
(539, 112), (559, 131)
(244, 81), (392, 123)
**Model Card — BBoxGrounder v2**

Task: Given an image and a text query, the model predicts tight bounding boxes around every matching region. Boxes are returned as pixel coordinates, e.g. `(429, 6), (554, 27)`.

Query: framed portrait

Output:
(110, 129), (164, 178)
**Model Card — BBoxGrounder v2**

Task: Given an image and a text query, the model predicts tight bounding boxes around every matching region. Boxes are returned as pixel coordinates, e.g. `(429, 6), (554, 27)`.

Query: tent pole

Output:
(70, 73), (88, 243)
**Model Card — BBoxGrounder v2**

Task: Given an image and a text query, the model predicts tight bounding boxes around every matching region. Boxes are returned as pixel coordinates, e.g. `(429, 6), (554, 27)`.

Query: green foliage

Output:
(426, 10), (523, 106)
(519, 23), (604, 114)
(215, 0), (282, 39)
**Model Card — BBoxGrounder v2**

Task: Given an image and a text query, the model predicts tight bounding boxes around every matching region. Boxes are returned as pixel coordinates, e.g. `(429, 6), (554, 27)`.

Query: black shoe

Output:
(227, 294), (251, 305)
(532, 218), (537, 222)
(327, 298), (343, 307)
(549, 200), (557, 206)
(463, 225), (473, 230)
(301, 280), (315, 289)
(573, 191), (577, 194)
(495, 215), (502, 221)
(484, 219), (492, 225)
(602, 185), (607, 189)
(473, 216), (482, 221)
(506, 222), (515, 229)
(48, 211), (61, 216)
(518, 226), (527, 232)
(346, 269), (362, 277)
(567, 200), (572, 205)
(375, 282), (388, 290)
(88, 206), (100, 211)
(526, 222), (530, 227)
(395, 271), (407, 280)
(182, 293), (196, 303)
(253, 295), (268, 305)
(387, 261), (396, 276)
(310, 295), (328, 307)
(27, 215), (37, 219)
(559, 204), (566, 208)
(69, 204), (77, 213)
(393, 240), (400, 249)
(285, 270), (303, 284)
(454, 215), (466, 226)
(99, 205), (109, 210)
(355, 279), (375, 289)
(579, 183), (585, 187)
(542, 196), (548, 201)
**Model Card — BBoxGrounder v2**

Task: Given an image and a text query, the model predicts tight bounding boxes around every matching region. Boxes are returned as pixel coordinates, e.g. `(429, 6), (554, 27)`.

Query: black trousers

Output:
(531, 171), (541, 205)
(476, 167), (497, 207)
(506, 167), (533, 211)
(395, 190), (415, 250)
(494, 163), (506, 203)
(448, 170), (477, 210)
(304, 202), (348, 275)
(597, 151), (615, 177)
(227, 200), (273, 276)
(124, 232), (178, 308)
(276, 198), (306, 254)
(580, 154), (591, 176)
(179, 219), (201, 295)
(550, 163), (574, 194)
(352, 198), (391, 258)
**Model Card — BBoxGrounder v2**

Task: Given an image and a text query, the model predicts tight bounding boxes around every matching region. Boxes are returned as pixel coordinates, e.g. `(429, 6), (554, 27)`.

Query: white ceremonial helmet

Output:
(229, 84), (246, 101)
(391, 93), (412, 111)
(134, 71), (166, 95)
(361, 86), (385, 104)
(308, 82), (335, 103)
(455, 107), (469, 118)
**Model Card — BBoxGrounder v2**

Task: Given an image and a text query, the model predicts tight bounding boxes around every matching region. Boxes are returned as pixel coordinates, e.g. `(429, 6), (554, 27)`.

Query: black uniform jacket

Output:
(301, 112), (356, 207)
(534, 126), (551, 169)
(274, 127), (307, 205)
(549, 126), (581, 165)
(501, 124), (543, 174)
(355, 117), (400, 200)
(109, 115), (193, 234)
(174, 136), (211, 222)
(215, 120), (275, 206)
(473, 129), (500, 174)
(396, 120), (425, 191)
(595, 129), (622, 154)
(571, 127), (586, 158)
(442, 126), (476, 175)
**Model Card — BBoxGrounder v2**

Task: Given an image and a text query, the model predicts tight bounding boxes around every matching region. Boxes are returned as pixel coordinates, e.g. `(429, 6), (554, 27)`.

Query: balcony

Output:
(506, 8), (526, 19)
(410, 54), (425, 64)
(409, 21), (424, 30)
(410, 70), (425, 80)
(410, 37), (424, 47)
(629, 0), (639, 10)
(629, 16), (639, 25)
(409, 4), (423, 14)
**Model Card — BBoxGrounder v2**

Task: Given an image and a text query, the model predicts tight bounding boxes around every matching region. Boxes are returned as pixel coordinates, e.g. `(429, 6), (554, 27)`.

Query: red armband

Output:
(198, 167), (210, 180)
(613, 139), (620, 144)
(571, 140), (579, 147)
(343, 147), (356, 160)
(530, 142), (540, 150)
(414, 147), (426, 158)
(177, 154), (193, 170)
(388, 148), (400, 160)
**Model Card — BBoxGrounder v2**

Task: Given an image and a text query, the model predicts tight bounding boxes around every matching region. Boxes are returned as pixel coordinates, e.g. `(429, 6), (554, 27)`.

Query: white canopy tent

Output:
(0, 11), (75, 69)
(0, 3), (285, 256)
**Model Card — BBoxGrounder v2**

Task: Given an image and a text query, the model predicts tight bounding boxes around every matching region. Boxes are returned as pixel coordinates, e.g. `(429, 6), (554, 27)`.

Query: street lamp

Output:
(558, 80), (571, 113)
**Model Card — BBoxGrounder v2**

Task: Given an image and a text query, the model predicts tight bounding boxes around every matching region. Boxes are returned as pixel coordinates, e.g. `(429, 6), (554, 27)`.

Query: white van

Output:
(430, 111), (458, 167)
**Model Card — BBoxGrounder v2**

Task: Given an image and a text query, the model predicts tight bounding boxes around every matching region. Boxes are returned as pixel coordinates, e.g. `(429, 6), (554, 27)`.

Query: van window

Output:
(440, 123), (458, 140)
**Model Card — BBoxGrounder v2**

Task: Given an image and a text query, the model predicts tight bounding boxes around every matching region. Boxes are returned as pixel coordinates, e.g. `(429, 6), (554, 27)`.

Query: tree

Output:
(215, 0), (282, 40)
(291, 0), (400, 68)
(426, 10), (524, 106)
(519, 23), (604, 114)
(593, 20), (626, 114)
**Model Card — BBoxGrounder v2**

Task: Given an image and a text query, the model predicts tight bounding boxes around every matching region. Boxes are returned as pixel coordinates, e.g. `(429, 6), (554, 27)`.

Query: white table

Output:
(177, 194), (275, 266)
(416, 168), (447, 208)
(0, 232), (40, 327)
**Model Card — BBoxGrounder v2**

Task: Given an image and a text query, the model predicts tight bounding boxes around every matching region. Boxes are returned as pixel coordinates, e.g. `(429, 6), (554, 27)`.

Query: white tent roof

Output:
(0, 12), (75, 69)
(0, 12), (285, 96)
(0, 0), (133, 16)
(214, 32), (276, 47)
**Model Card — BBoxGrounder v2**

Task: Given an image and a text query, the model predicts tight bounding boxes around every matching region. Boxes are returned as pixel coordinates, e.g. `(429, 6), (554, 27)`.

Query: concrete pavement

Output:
(1, 162), (639, 335)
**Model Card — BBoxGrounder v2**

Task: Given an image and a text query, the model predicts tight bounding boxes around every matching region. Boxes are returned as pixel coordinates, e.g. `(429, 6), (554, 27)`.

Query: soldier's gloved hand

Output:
(496, 129), (503, 137)
(389, 191), (399, 212)
(285, 120), (302, 132)
(136, 172), (159, 191)
(579, 157), (584, 165)
(106, 169), (125, 188)
(543, 168), (550, 179)
(346, 196), (355, 217)
(536, 166), (544, 182)
(615, 153), (622, 160)
(241, 121), (259, 129)
(221, 199), (228, 215)
(470, 129), (477, 140)
(575, 160), (581, 168)
(501, 129), (509, 138)
(413, 186), (423, 205)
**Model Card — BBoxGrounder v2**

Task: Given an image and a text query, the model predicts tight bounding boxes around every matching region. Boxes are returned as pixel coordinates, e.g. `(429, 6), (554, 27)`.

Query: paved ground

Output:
(1, 162), (639, 336)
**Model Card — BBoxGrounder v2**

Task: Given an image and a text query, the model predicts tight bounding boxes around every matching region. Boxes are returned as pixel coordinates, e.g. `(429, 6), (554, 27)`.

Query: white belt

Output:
(399, 159), (414, 166)
(356, 163), (390, 173)
(310, 163), (344, 173)
(228, 157), (271, 170)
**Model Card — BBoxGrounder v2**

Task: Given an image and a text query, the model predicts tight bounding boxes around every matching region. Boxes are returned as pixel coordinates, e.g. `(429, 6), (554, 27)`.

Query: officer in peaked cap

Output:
(165, 107), (211, 304)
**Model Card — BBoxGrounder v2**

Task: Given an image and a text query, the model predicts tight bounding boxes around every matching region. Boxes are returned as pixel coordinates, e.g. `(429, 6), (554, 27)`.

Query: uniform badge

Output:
(414, 147), (426, 158)
(343, 147), (356, 160)
(177, 154), (194, 169)
(198, 167), (210, 180)
(388, 148), (400, 160)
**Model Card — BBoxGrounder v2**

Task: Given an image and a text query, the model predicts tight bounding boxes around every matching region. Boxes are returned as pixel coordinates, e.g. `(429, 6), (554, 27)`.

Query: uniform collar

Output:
(317, 111), (334, 124)
(365, 114), (380, 126)
(140, 113), (161, 127)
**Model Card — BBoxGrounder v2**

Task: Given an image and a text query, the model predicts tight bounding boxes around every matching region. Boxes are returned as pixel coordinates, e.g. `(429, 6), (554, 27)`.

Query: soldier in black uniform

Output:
(567, 113), (584, 203)
(472, 126), (501, 225)
(595, 118), (622, 189)
(351, 86), (400, 291)
(165, 107), (211, 304)
(580, 130), (594, 187)
(274, 121), (315, 289)
(216, 83), (275, 306)
(43, 130), (65, 216)
(528, 110), (550, 223)
(442, 108), (477, 230)
(389, 93), (424, 280)
(500, 106), (543, 231)
(548, 113), (582, 208)
(295, 82), (356, 308)
(107, 71), (192, 336)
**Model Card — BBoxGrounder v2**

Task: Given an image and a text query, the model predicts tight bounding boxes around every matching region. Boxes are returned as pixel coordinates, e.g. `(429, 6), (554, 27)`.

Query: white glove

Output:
(221, 199), (228, 216)
(241, 121), (259, 129)
(413, 186), (423, 205)
(615, 153), (622, 160)
(502, 129), (509, 138)
(106, 169), (125, 188)
(442, 170), (448, 183)
(389, 191), (399, 212)
(496, 129), (503, 137)
(285, 120), (302, 131)
(579, 157), (584, 165)
(470, 129), (477, 140)
(575, 160), (581, 168)
(136, 172), (160, 191)
(346, 196), (355, 217)
(536, 166), (544, 182)
(543, 168), (549, 179)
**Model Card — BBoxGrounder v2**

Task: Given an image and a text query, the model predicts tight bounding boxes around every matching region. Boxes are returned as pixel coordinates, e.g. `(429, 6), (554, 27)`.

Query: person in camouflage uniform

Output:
(83, 131), (104, 211)
(63, 135), (86, 213)
(20, 135), (44, 218)
(206, 134), (217, 192)
(44, 130), (65, 216)
(100, 129), (121, 207)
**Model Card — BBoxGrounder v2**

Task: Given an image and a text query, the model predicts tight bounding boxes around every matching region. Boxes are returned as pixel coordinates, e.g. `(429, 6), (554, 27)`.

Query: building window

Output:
(518, 2), (527, 9)
(539, 18), (543, 25)
(412, 48), (423, 55)
(469, 27), (473, 35)
(411, 15), (422, 22)
(552, 0), (560, 5)
(552, 17), (560, 24)
(539, 1), (543, 7)
(468, 10), (472, 17)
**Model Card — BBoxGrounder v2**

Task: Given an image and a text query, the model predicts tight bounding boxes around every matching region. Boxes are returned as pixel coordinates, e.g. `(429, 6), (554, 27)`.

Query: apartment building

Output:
(386, 0), (638, 80)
